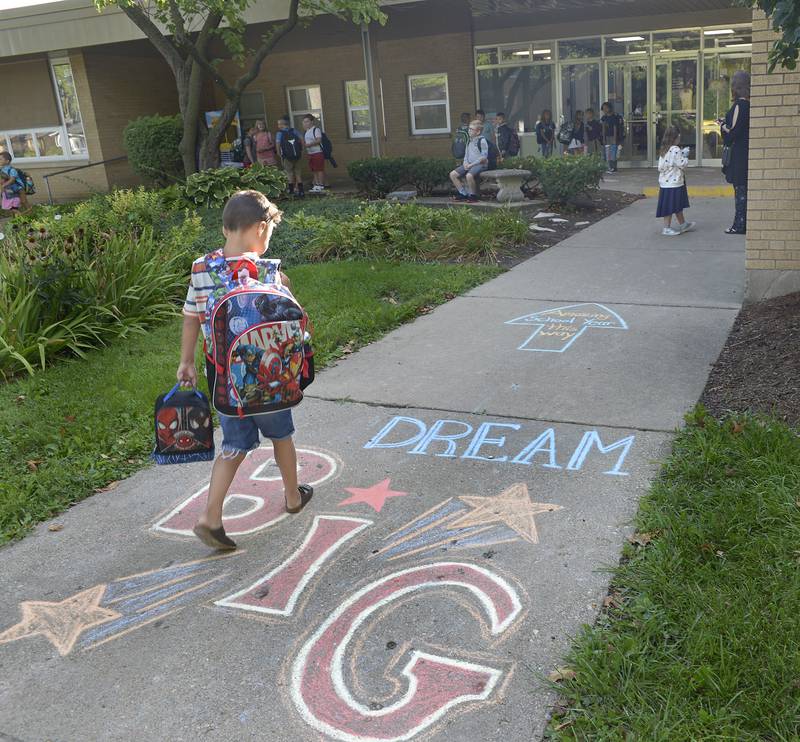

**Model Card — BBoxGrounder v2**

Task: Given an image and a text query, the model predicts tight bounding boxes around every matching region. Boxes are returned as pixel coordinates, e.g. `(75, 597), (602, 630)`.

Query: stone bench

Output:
(480, 169), (531, 203)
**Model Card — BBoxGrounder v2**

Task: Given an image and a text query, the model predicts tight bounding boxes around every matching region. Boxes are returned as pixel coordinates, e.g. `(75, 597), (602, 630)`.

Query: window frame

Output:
(286, 85), (324, 132)
(345, 80), (371, 139)
(0, 57), (89, 164)
(408, 73), (451, 135)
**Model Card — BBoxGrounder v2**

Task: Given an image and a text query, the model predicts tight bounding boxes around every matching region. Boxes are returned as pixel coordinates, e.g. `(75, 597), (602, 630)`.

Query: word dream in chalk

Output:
(365, 415), (634, 476)
(505, 302), (628, 353)
(374, 482), (562, 561)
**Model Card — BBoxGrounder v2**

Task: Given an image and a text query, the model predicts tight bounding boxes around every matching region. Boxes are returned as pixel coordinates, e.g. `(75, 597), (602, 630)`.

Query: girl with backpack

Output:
(253, 120), (278, 167)
(535, 110), (555, 158)
(0, 152), (29, 212)
(567, 111), (585, 156)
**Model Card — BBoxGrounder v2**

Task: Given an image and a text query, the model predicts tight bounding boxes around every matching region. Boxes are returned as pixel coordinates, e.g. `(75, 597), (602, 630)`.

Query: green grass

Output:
(548, 408), (800, 741)
(0, 260), (500, 545)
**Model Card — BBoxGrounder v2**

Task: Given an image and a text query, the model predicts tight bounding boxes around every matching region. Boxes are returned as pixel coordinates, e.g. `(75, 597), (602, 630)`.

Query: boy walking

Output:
(276, 117), (304, 197)
(302, 114), (326, 192)
(178, 190), (313, 550)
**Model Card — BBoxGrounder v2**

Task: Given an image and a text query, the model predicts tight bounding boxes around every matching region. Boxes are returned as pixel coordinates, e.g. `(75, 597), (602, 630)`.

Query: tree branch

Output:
(232, 0), (300, 94)
(119, 2), (185, 74)
(167, 0), (187, 46)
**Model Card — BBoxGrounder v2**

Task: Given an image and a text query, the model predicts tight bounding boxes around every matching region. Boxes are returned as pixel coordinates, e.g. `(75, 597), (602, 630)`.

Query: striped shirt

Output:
(183, 250), (281, 339)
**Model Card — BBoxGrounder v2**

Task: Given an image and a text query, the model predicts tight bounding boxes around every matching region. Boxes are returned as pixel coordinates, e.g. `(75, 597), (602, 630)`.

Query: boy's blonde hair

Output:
(469, 119), (483, 130)
(222, 190), (282, 232)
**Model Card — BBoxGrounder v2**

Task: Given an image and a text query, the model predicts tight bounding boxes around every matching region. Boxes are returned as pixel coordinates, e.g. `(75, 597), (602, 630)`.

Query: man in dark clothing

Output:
(600, 101), (624, 173)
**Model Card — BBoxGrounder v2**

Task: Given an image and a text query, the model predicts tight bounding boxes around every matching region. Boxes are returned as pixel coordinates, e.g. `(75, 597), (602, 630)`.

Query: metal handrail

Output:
(42, 155), (128, 204)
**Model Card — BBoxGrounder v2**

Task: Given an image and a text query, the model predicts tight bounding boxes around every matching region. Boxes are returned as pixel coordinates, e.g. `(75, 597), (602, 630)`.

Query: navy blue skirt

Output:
(656, 185), (690, 217)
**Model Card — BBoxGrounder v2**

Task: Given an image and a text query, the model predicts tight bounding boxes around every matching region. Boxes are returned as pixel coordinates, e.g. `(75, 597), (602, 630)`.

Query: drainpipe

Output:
(360, 22), (381, 158)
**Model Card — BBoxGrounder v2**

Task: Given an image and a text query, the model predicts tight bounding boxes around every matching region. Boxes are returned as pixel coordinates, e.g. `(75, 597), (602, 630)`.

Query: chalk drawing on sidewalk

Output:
(216, 515), (372, 617)
(338, 478), (409, 513)
(505, 302), (628, 352)
(0, 553), (239, 656)
(366, 416), (635, 476)
(374, 483), (562, 561)
(290, 561), (522, 742)
(152, 446), (340, 538)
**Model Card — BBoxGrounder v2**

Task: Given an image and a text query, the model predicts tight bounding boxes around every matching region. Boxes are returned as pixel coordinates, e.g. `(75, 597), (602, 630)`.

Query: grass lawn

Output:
(548, 409), (800, 740)
(0, 260), (500, 545)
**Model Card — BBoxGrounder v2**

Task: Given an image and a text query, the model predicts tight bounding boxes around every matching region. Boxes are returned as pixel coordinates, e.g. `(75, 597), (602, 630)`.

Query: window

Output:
(408, 73), (450, 135)
(561, 63), (600, 122)
(50, 58), (87, 156)
(477, 66), (552, 133)
(287, 85), (323, 132)
(240, 90), (266, 131)
(345, 80), (371, 138)
(604, 34), (650, 57)
(558, 37), (602, 60)
(0, 58), (87, 162)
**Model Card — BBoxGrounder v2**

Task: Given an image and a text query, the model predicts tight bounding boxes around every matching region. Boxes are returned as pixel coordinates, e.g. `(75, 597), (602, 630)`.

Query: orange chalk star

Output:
(338, 478), (408, 513)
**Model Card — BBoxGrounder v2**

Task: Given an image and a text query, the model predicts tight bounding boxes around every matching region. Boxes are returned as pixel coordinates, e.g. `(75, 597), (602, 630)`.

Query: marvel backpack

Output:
(152, 384), (215, 464)
(203, 251), (313, 418)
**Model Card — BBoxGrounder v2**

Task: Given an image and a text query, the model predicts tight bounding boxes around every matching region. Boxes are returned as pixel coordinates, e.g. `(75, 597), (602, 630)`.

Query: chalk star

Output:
(338, 478), (408, 513)
(0, 584), (120, 656)
(450, 482), (562, 544)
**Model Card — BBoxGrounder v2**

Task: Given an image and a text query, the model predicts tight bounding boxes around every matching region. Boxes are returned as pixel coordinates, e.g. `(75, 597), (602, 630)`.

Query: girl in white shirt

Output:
(656, 126), (695, 236)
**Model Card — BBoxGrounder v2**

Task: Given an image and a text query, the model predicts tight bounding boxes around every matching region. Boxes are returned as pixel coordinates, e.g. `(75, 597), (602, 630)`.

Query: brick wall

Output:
(745, 10), (800, 301)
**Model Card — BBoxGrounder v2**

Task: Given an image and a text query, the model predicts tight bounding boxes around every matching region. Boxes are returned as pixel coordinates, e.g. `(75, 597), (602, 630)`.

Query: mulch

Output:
(700, 292), (800, 426)
(499, 189), (641, 267)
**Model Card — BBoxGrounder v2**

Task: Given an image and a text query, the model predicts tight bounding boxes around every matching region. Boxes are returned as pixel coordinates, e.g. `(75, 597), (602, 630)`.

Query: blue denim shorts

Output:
(456, 163), (488, 178)
(218, 410), (294, 457)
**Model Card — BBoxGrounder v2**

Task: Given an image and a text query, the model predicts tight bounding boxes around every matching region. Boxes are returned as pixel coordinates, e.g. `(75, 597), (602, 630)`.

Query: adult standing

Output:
(721, 70), (751, 235)
(252, 119), (278, 166)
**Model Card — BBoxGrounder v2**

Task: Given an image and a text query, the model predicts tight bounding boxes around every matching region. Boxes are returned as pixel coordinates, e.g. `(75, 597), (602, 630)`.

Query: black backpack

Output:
(452, 129), (468, 159)
(506, 128), (521, 156)
(558, 121), (574, 145)
(280, 129), (303, 161)
(480, 137), (499, 170)
(152, 383), (215, 465)
(315, 127), (337, 168)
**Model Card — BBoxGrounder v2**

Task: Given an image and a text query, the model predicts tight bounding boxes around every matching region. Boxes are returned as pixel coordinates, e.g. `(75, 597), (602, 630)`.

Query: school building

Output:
(1, 0), (798, 300)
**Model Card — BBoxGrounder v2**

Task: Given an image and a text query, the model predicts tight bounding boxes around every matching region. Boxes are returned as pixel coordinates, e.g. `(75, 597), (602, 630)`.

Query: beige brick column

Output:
(745, 10), (800, 301)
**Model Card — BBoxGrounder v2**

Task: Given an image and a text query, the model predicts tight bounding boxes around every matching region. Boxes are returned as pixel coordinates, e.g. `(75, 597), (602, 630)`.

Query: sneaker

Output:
(678, 221), (696, 234)
(452, 192), (467, 201)
(466, 194), (479, 202)
(310, 184), (324, 193)
(662, 227), (680, 237)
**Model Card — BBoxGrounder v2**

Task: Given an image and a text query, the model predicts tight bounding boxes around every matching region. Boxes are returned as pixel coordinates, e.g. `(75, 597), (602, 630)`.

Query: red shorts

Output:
(309, 152), (325, 172)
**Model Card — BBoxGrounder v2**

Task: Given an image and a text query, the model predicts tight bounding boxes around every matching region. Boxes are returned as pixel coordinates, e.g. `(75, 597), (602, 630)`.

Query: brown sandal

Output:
(285, 484), (314, 514)
(193, 524), (237, 550)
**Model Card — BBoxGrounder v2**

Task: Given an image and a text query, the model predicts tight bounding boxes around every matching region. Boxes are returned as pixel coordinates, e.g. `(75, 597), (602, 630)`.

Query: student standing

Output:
(721, 70), (750, 235)
(567, 110), (585, 155)
(302, 114), (326, 193)
(0, 152), (27, 212)
(585, 108), (602, 156)
(656, 126), (695, 237)
(475, 109), (495, 144)
(276, 117), (304, 198)
(252, 120), (278, 166)
(600, 102), (624, 173)
(535, 110), (555, 157)
(494, 112), (517, 162)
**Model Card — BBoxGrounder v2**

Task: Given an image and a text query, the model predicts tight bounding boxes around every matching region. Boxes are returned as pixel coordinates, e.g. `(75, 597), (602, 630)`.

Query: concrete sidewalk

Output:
(0, 197), (744, 742)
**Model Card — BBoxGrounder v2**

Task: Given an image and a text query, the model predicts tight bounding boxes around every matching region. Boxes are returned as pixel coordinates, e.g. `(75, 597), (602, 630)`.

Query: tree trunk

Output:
(200, 96), (240, 170)
(179, 61), (205, 176)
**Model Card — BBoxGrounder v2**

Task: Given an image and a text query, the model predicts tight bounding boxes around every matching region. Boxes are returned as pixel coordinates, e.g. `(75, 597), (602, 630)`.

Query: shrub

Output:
(303, 202), (526, 263)
(123, 114), (184, 187)
(182, 164), (286, 208)
(407, 158), (453, 196)
(347, 158), (414, 198)
(537, 155), (606, 203)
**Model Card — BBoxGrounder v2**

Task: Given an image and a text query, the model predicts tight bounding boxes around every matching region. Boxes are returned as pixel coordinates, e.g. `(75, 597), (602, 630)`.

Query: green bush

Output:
(123, 114), (184, 187)
(302, 202), (527, 263)
(348, 157), (455, 198)
(182, 164), (286, 208)
(506, 154), (605, 203)
(2, 186), (202, 376)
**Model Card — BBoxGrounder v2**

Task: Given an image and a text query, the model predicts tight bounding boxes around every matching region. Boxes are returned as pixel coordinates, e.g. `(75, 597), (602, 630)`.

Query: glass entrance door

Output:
(653, 57), (699, 163)
(606, 60), (650, 165)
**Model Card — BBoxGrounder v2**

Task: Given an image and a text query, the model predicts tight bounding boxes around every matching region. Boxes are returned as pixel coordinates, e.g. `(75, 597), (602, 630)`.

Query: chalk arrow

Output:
(505, 303), (628, 353)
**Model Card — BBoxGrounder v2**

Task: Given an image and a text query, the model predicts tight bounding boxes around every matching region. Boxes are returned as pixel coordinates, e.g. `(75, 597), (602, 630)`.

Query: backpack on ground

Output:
(152, 383), (215, 465)
(557, 121), (574, 145)
(280, 129), (303, 161)
(506, 128), (521, 156)
(15, 169), (35, 195)
(480, 137), (499, 170)
(452, 129), (469, 159)
(315, 127), (337, 168)
(202, 251), (313, 417)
